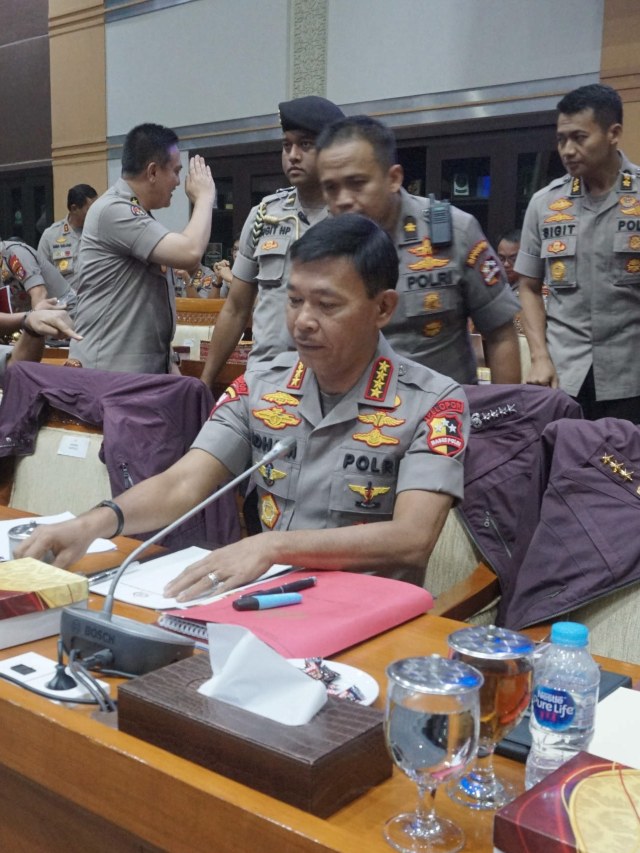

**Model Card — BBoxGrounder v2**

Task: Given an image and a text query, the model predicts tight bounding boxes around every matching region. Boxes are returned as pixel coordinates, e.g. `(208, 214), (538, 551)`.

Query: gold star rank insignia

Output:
(287, 360), (307, 389)
(620, 468), (634, 482)
(601, 453), (613, 465)
(364, 358), (393, 402)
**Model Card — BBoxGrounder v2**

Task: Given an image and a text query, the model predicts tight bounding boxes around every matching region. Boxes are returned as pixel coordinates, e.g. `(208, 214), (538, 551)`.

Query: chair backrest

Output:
(518, 333), (531, 383)
(9, 421), (111, 516)
(555, 585), (640, 665)
(426, 510), (482, 597)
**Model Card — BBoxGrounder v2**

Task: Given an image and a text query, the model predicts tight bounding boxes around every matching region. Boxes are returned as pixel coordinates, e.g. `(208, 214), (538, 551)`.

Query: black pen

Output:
(237, 576), (317, 599)
(87, 568), (121, 584)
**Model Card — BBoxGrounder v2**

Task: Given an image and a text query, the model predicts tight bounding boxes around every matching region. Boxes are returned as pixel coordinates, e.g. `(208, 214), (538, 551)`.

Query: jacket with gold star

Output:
(192, 334), (469, 584)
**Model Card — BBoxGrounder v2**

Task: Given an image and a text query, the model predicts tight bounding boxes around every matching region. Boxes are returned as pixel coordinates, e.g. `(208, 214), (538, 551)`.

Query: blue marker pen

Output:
(232, 592), (302, 611)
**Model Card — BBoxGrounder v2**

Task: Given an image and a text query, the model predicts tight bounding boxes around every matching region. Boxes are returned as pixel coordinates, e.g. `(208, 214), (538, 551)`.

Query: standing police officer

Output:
(37, 184), (97, 293)
(200, 96), (344, 390)
(316, 116), (521, 385)
(516, 83), (640, 422)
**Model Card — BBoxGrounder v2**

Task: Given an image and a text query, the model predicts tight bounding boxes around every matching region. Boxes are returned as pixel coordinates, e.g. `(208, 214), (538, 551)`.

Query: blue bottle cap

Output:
(550, 621), (589, 647)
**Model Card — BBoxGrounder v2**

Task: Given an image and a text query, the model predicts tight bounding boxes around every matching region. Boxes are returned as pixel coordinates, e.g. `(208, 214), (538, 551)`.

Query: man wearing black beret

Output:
(200, 95), (344, 389)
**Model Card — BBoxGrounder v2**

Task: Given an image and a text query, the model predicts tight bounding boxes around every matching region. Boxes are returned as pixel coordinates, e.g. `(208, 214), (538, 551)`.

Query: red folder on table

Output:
(158, 570), (433, 658)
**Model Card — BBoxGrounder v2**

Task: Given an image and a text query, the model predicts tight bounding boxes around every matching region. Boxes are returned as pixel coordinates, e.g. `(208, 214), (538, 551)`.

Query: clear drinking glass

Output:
(384, 655), (483, 853)
(447, 624), (534, 810)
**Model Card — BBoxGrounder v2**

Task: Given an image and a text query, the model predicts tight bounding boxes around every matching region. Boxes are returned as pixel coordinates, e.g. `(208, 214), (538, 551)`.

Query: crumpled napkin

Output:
(198, 624), (327, 726)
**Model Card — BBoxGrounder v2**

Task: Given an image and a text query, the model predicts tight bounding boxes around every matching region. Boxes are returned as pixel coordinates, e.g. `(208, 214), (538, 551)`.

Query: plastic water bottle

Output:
(524, 621), (600, 790)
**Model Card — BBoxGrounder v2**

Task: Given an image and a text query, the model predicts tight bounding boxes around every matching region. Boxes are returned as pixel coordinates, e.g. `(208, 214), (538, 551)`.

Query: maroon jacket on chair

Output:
(458, 383), (582, 591)
(0, 362), (241, 549)
(498, 416), (640, 628)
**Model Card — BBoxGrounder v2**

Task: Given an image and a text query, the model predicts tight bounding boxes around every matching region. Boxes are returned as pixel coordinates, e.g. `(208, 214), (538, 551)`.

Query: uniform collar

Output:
(283, 334), (401, 426)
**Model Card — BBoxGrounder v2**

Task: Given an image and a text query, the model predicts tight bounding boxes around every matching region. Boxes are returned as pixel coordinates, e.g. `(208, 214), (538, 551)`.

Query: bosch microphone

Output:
(60, 437), (296, 675)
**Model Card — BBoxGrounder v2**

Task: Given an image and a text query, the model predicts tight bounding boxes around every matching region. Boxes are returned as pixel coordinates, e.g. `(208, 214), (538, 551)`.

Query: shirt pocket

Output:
(254, 237), (291, 288)
(613, 231), (640, 286)
(253, 450), (298, 530)
(401, 284), (459, 319)
(328, 467), (397, 527)
(541, 235), (577, 289)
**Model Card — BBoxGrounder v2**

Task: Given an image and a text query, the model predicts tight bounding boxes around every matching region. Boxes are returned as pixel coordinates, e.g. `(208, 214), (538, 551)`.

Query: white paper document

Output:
(0, 512), (116, 561)
(589, 686), (640, 768)
(88, 546), (294, 610)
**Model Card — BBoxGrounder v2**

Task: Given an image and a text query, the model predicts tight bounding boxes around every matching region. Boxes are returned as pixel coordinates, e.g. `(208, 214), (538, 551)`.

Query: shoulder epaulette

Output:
(261, 186), (295, 205)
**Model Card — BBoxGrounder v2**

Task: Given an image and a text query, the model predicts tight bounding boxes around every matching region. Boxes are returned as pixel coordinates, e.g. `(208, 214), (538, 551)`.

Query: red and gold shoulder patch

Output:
(8, 255), (27, 281)
(424, 398), (465, 456)
(130, 205), (146, 217)
(364, 357), (393, 402)
(287, 360), (307, 390)
(465, 240), (488, 268)
(208, 376), (248, 418)
(546, 240), (567, 255)
(480, 258), (501, 286)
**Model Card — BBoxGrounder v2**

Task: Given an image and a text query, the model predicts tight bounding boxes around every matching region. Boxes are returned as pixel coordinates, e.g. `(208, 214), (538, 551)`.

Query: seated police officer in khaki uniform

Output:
(19, 215), (469, 601)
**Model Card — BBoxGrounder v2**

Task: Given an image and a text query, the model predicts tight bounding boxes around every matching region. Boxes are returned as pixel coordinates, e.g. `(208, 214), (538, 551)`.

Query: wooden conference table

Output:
(0, 509), (637, 852)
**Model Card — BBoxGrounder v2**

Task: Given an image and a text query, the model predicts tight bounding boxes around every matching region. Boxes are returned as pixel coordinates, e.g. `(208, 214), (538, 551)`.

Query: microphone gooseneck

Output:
(101, 436), (296, 618)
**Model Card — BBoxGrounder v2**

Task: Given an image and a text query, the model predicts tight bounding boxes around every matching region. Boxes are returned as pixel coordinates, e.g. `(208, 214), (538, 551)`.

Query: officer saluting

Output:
(200, 95), (344, 390)
(516, 83), (640, 423)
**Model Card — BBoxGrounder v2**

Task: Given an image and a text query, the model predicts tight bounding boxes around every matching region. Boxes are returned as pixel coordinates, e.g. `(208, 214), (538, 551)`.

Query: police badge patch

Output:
(424, 399), (465, 456)
(208, 376), (248, 418)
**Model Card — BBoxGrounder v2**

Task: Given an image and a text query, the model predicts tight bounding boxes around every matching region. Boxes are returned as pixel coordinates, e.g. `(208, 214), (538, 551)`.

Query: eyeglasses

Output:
(498, 253), (518, 265)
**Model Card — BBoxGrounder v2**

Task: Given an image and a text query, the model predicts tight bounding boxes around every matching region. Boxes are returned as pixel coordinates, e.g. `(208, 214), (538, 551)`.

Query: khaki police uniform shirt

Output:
(37, 218), (83, 291)
(70, 178), (175, 374)
(387, 189), (520, 385)
(0, 240), (69, 312)
(516, 151), (640, 400)
(232, 187), (327, 366)
(192, 334), (469, 586)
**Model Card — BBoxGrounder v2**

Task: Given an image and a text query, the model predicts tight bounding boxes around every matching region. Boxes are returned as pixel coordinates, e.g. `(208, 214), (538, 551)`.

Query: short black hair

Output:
(67, 184), (97, 210)
(498, 229), (521, 245)
(121, 123), (179, 176)
(316, 115), (397, 171)
(289, 213), (398, 297)
(557, 84), (623, 130)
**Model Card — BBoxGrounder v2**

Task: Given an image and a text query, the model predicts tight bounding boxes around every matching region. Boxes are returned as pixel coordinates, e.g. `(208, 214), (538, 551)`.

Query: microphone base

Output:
(60, 605), (195, 676)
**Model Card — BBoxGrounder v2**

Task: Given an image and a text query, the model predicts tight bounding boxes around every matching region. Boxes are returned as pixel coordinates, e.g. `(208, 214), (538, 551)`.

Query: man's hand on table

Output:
(164, 534), (278, 602)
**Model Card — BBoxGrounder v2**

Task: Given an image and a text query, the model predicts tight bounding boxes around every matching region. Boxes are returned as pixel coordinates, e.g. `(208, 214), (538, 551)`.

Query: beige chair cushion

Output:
(9, 426), (111, 516)
(426, 510), (483, 597)
(559, 586), (640, 665)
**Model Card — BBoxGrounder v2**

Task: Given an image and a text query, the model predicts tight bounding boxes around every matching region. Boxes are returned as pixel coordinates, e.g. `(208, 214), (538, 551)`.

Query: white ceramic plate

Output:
(289, 658), (379, 706)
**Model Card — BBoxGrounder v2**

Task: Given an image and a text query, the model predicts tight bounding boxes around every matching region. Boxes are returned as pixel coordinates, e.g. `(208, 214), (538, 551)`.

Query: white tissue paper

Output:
(198, 624), (327, 726)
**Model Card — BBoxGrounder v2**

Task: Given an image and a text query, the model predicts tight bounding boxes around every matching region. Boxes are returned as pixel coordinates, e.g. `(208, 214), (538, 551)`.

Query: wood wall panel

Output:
(602, 0), (640, 162)
(49, 1), (107, 219)
(0, 0), (51, 169)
